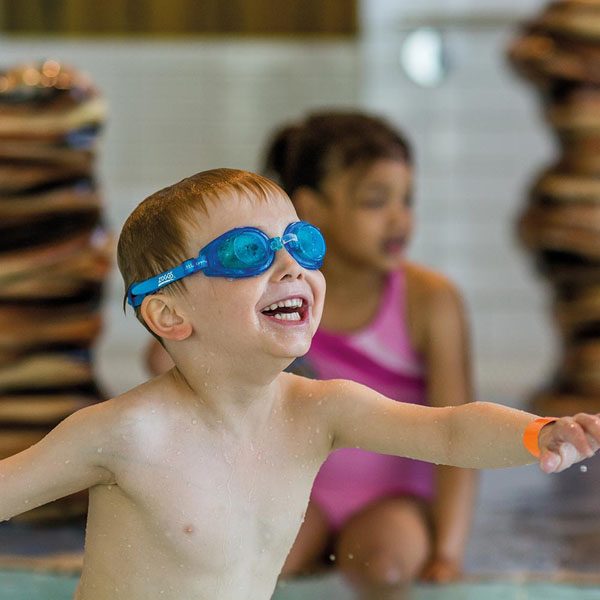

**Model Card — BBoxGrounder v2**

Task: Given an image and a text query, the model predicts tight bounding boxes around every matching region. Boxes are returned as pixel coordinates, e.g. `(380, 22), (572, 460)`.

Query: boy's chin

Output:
(268, 340), (311, 362)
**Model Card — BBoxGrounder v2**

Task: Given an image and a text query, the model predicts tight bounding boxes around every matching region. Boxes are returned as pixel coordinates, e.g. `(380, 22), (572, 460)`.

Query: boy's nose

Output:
(272, 249), (304, 281)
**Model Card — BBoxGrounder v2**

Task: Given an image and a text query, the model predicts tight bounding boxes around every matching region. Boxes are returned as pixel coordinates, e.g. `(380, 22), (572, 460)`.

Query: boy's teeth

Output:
(266, 298), (303, 311)
(273, 312), (301, 321)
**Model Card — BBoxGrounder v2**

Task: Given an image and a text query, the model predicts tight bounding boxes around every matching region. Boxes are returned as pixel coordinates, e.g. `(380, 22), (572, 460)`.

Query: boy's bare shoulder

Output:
(82, 376), (178, 455)
(279, 372), (363, 451)
(91, 377), (164, 420)
(280, 371), (358, 411)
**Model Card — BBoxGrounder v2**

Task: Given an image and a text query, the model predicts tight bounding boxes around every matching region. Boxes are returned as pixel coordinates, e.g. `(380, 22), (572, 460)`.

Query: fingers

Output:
(539, 449), (560, 473)
(574, 413), (600, 453)
(539, 413), (600, 472)
(546, 417), (594, 458)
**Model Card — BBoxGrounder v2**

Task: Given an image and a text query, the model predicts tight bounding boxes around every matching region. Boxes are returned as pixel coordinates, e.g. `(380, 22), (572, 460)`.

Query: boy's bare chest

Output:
(113, 431), (322, 570)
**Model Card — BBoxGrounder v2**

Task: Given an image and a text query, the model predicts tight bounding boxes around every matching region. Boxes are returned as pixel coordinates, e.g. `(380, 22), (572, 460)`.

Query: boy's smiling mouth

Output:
(259, 296), (309, 323)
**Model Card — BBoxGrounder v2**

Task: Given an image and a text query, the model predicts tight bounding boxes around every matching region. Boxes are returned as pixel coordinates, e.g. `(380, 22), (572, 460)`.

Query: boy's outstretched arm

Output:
(319, 379), (600, 471)
(0, 404), (114, 522)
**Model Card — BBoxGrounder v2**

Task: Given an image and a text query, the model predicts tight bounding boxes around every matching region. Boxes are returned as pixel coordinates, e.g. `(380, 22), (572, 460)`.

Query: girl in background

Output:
(264, 111), (477, 597)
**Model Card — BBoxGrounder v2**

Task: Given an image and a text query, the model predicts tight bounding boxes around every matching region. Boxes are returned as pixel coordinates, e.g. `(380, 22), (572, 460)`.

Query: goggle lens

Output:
(217, 231), (269, 270)
(289, 222), (326, 266)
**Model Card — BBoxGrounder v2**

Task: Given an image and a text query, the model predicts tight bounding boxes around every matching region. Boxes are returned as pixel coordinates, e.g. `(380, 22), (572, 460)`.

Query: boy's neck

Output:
(165, 350), (288, 434)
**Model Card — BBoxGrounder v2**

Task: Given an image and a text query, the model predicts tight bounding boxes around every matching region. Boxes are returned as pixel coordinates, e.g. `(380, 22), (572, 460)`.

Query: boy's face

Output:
(177, 194), (325, 364)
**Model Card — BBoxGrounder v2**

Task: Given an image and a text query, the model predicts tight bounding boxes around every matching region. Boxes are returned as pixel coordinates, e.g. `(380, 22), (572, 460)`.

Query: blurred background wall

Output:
(0, 0), (554, 404)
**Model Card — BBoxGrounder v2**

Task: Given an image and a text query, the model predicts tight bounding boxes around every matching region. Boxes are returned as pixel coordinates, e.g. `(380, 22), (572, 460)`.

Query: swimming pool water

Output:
(0, 570), (599, 600)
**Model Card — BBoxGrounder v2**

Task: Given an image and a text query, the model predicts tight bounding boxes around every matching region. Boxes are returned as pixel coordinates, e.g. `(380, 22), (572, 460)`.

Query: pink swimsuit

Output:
(299, 269), (434, 530)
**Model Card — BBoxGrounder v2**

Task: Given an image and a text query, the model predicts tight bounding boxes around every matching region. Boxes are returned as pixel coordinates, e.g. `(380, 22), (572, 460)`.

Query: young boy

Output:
(1, 168), (600, 600)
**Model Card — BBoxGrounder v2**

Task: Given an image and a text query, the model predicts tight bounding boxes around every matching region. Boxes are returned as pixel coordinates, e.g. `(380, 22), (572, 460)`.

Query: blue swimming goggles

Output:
(126, 221), (326, 308)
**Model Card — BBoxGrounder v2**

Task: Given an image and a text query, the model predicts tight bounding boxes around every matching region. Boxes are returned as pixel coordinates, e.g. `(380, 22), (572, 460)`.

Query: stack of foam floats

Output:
(509, 0), (600, 415)
(0, 61), (110, 520)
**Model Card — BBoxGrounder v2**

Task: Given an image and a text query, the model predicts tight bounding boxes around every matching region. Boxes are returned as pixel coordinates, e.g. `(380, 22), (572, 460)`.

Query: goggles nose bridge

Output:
(269, 236), (284, 251)
(270, 232), (299, 257)
(280, 232), (298, 248)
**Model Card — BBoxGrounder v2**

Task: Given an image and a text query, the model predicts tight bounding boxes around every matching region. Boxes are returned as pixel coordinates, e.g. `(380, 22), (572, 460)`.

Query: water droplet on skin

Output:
(97, 447), (103, 453)
(107, 485), (113, 490)
(192, 419), (198, 425)
(348, 553), (354, 559)
(64, 460), (70, 464)
(580, 465), (588, 473)
(329, 554), (336, 562)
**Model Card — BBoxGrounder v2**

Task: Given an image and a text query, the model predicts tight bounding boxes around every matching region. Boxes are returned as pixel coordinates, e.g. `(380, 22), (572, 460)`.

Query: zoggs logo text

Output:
(158, 272), (175, 287)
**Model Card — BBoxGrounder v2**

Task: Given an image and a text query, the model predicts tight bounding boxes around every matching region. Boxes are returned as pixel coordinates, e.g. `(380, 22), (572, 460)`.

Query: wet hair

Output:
(263, 111), (412, 197)
(117, 168), (288, 339)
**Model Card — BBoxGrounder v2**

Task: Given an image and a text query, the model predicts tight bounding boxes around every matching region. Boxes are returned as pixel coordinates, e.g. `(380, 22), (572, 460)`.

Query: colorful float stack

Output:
(509, 0), (600, 415)
(0, 61), (110, 519)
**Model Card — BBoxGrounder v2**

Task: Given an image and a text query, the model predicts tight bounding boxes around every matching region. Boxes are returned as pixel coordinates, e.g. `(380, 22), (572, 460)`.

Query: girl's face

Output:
(316, 158), (413, 272)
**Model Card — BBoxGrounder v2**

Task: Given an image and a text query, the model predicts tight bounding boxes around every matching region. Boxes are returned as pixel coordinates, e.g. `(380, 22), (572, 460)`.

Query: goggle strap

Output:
(128, 257), (206, 307)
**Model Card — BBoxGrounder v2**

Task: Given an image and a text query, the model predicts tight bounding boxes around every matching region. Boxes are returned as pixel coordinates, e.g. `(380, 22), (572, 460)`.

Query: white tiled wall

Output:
(0, 1), (558, 402)
(0, 38), (360, 395)
(360, 1), (557, 403)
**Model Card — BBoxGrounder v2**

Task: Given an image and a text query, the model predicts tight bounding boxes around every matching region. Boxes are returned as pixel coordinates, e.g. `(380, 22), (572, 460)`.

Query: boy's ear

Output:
(292, 186), (327, 228)
(140, 295), (192, 341)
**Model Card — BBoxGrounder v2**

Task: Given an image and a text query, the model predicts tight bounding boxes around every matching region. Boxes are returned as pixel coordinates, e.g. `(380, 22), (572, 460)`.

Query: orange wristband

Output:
(523, 417), (558, 458)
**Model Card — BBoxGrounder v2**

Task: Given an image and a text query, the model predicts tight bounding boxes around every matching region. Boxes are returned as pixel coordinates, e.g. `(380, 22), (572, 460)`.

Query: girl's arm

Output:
(411, 272), (477, 581)
(0, 404), (115, 522)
